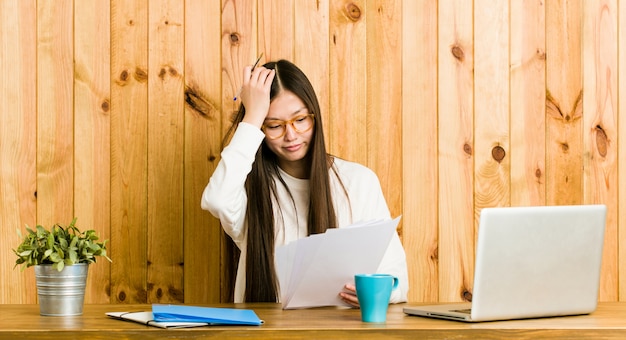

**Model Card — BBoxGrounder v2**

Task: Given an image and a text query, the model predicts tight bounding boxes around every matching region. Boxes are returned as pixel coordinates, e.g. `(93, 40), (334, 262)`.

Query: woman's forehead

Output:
(268, 91), (307, 119)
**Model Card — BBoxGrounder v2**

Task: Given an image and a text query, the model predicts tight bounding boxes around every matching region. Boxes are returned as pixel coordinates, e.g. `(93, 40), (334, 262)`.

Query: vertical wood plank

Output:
(619, 0), (626, 302)
(3, 0), (626, 307)
(110, 0), (149, 303)
(222, 0), (257, 114)
(402, 0), (438, 302)
(437, 0), (474, 302)
(184, 0), (223, 304)
(220, 0), (257, 303)
(74, 0), (112, 304)
(0, 0), (37, 304)
(294, 0), (330, 147)
(582, 0), (618, 301)
(147, 0), (185, 303)
(510, 0), (546, 207)
(367, 0), (402, 224)
(474, 0), (510, 211)
(329, 0), (367, 163)
(259, 0), (294, 61)
(36, 0), (74, 226)
(545, 0), (583, 206)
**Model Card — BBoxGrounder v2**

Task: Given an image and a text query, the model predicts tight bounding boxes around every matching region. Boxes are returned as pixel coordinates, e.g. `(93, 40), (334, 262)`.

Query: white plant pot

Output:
(34, 263), (89, 316)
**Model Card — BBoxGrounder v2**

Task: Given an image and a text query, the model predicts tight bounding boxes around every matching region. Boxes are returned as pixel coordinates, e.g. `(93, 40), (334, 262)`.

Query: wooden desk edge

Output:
(1, 302), (626, 339)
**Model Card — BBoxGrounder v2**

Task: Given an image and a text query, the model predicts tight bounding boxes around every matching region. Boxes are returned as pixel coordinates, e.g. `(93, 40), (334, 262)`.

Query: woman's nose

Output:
(283, 124), (297, 139)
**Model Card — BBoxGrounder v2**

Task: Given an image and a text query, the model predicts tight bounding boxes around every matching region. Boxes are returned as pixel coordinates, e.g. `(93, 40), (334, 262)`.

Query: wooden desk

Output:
(2, 302), (626, 339)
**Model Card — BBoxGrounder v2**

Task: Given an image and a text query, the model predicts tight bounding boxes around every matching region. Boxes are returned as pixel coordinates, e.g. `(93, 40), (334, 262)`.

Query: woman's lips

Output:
(284, 143), (302, 152)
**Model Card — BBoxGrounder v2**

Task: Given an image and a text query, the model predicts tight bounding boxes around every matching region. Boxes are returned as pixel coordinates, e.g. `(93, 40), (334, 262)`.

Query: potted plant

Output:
(13, 217), (111, 316)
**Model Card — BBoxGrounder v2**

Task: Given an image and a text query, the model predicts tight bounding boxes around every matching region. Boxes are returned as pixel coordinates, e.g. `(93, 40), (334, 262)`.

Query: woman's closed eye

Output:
(264, 121), (283, 129)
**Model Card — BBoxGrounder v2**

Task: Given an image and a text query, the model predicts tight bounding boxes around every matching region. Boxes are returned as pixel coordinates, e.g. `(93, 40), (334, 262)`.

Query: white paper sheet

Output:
(106, 311), (209, 329)
(275, 217), (401, 309)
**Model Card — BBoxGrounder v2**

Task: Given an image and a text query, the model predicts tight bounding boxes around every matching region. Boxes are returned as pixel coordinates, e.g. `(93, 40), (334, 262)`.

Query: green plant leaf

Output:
(43, 249), (53, 260)
(69, 249), (78, 263)
(19, 250), (33, 257)
(46, 232), (54, 248)
(13, 218), (111, 270)
(69, 235), (78, 248)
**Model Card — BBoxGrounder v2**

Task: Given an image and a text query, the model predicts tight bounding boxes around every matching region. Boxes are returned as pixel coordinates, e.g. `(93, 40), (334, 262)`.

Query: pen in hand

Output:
(233, 53), (264, 101)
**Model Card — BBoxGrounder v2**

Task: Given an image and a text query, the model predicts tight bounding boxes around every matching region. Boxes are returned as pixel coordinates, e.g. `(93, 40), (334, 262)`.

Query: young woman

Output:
(201, 59), (408, 306)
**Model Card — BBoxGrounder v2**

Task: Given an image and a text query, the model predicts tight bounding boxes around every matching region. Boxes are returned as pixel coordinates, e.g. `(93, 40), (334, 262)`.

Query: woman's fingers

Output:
(247, 67), (272, 86)
(340, 292), (360, 308)
(242, 65), (253, 84)
(240, 66), (275, 127)
(339, 284), (360, 308)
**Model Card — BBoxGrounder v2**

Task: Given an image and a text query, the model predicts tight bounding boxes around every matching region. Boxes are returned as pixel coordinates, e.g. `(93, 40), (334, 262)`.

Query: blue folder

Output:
(152, 304), (263, 326)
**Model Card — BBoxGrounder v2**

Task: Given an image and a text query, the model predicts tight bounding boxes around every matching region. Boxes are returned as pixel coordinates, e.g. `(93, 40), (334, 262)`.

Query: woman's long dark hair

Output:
(222, 59), (338, 302)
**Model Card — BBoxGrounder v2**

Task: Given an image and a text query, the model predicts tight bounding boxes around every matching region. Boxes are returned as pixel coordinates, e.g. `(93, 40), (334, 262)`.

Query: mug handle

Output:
(391, 276), (399, 290)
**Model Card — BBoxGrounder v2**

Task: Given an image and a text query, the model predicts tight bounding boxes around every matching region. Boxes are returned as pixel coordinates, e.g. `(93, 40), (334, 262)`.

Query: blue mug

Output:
(354, 273), (399, 323)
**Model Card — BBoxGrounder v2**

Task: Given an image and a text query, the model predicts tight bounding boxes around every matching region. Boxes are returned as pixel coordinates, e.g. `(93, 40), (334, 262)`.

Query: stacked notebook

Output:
(107, 304), (263, 329)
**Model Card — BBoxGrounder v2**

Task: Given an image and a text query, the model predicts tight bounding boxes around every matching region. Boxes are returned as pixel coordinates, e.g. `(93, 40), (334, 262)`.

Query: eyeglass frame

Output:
(261, 113), (315, 140)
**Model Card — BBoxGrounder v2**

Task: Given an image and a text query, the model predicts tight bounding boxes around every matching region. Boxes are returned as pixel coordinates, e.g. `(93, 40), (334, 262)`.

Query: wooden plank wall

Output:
(0, 0), (624, 304)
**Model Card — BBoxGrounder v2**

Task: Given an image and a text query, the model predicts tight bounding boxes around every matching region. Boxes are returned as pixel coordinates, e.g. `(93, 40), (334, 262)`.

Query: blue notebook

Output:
(152, 304), (263, 326)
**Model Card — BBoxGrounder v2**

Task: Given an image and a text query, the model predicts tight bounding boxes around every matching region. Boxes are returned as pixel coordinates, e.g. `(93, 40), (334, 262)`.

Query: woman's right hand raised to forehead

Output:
(241, 65), (276, 128)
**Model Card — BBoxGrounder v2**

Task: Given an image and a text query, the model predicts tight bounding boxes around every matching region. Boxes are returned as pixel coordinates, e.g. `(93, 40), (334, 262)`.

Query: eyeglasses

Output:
(262, 113), (315, 139)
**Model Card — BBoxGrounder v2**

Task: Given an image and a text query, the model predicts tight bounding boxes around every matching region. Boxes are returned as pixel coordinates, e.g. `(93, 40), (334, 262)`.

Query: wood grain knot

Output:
(134, 67), (148, 83)
(345, 3), (362, 21)
(491, 145), (506, 163)
(101, 99), (110, 112)
(118, 291), (126, 302)
(536, 48), (546, 60)
(156, 287), (163, 299)
(157, 66), (180, 79)
(185, 85), (215, 118)
(430, 246), (438, 261)
(535, 168), (542, 179)
(169, 286), (184, 302)
(451, 45), (465, 61)
(185, 87), (208, 116)
(463, 143), (472, 156)
(137, 289), (148, 302)
(595, 125), (608, 157)
(230, 32), (240, 44)
(208, 155), (216, 162)
(462, 290), (473, 302)
(560, 142), (569, 153)
(119, 70), (129, 82)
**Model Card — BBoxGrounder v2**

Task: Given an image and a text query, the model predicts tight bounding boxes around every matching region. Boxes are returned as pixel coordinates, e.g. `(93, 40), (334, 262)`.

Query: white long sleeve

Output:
(201, 122), (264, 248)
(201, 122), (409, 303)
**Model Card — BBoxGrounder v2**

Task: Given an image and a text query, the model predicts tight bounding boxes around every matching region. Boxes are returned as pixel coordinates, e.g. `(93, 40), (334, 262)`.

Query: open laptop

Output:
(403, 204), (607, 322)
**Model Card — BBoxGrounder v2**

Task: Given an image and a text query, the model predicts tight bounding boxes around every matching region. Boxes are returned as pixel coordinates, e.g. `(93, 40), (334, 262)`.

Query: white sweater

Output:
(201, 122), (409, 303)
